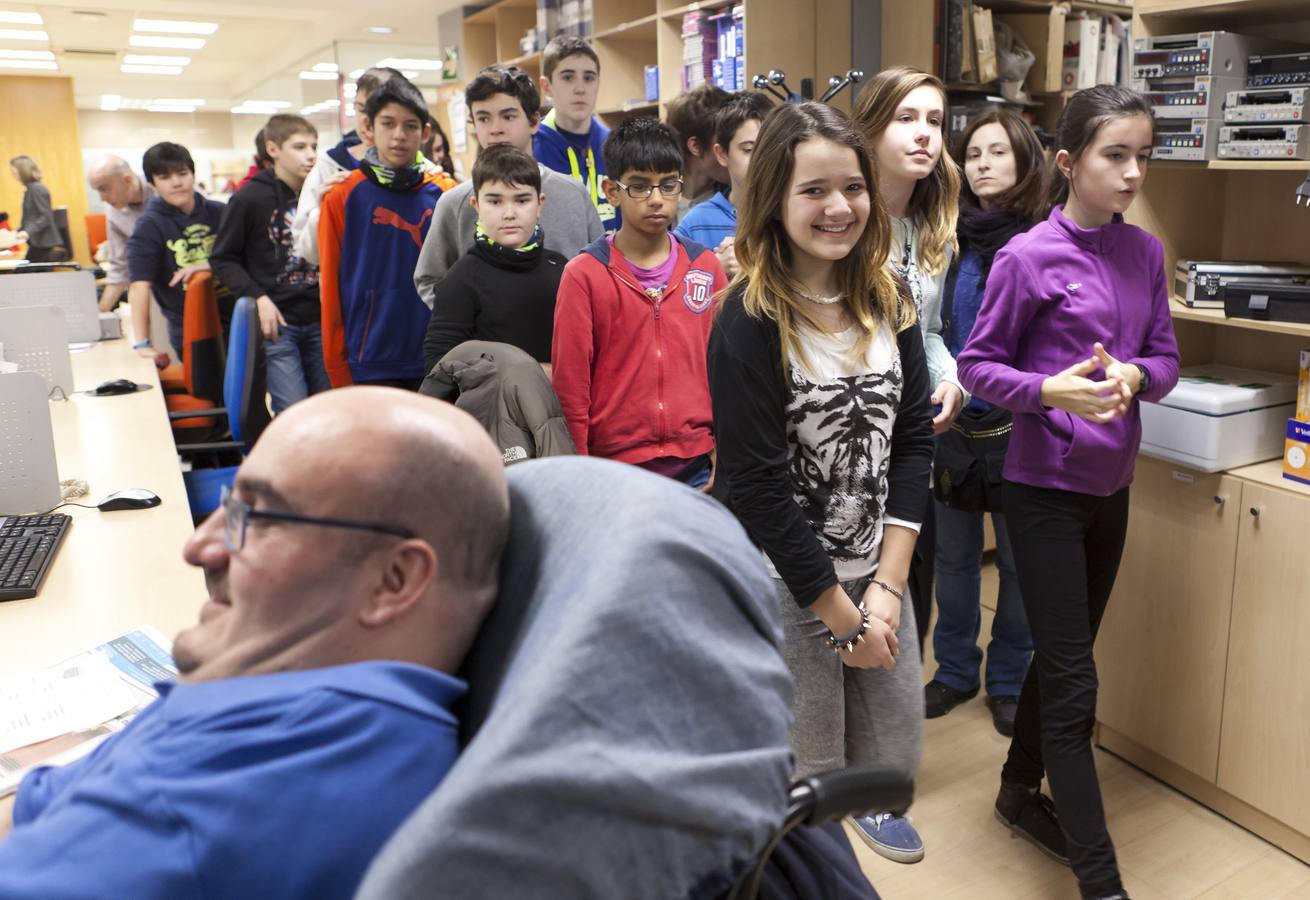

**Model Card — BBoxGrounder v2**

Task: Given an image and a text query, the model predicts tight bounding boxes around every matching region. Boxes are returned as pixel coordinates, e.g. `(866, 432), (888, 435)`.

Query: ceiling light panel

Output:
(121, 64), (183, 74)
(129, 35), (204, 50)
(0, 27), (47, 40)
(132, 18), (217, 35)
(0, 11), (42, 25)
(0, 48), (51, 59)
(0, 58), (55, 69)
(122, 54), (190, 66)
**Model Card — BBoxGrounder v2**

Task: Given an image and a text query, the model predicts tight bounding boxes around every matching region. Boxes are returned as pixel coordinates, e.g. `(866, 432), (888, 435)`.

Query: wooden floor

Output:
(846, 565), (1310, 899)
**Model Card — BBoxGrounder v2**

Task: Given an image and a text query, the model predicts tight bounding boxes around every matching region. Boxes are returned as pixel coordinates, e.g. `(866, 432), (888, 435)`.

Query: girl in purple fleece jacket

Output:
(956, 86), (1179, 900)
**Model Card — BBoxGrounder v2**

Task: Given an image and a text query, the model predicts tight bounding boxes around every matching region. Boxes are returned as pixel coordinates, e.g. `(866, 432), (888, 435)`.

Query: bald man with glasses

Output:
(0, 387), (510, 900)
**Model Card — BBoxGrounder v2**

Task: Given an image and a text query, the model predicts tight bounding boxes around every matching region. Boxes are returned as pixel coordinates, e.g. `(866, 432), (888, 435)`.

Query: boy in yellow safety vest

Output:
(534, 36), (618, 232)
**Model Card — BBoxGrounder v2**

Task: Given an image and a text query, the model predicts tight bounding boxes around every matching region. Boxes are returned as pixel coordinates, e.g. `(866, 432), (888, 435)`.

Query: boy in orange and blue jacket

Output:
(319, 77), (455, 388)
(551, 117), (726, 488)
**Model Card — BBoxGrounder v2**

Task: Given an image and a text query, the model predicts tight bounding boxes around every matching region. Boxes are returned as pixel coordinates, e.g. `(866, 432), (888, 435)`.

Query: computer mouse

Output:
(93, 378), (139, 396)
(97, 489), (162, 512)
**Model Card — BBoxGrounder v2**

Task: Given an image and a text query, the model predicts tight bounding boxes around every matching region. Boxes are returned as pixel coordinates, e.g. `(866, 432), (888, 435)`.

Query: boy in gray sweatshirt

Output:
(414, 65), (602, 307)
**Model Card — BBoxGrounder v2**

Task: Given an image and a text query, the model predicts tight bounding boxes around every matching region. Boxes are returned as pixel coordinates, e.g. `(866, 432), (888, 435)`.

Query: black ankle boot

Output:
(994, 780), (1070, 865)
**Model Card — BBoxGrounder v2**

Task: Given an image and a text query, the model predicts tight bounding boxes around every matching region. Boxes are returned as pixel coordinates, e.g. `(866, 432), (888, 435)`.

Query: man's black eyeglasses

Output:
(219, 484), (414, 552)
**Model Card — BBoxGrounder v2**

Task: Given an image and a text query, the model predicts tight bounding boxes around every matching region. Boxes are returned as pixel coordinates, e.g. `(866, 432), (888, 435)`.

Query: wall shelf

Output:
(1151, 159), (1310, 171)
(1170, 297), (1310, 338)
(660, 0), (738, 21)
(597, 101), (660, 116)
(985, 0), (1133, 13)
(1227, 459), (1310, 497)
(1137, 0), (1310, 24)
(594, 13), (660, 41)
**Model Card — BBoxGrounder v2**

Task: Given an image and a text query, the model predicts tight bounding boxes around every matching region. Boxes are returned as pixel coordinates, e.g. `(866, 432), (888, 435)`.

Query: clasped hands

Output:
(1040, 342), (1141, 424)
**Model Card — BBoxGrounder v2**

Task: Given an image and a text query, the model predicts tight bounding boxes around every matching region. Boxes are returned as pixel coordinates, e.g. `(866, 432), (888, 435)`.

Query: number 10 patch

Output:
(683, 268), (716, 313)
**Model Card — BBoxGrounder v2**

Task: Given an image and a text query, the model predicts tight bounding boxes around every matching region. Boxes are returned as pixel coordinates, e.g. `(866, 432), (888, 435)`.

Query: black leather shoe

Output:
(994, 780), (1070, 865)
(987, 694), (1019, 737)
(924, 680), (979, 718)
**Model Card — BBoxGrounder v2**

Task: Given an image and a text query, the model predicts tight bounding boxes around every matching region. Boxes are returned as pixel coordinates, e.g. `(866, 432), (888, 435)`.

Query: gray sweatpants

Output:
(776, 577), (924, 780)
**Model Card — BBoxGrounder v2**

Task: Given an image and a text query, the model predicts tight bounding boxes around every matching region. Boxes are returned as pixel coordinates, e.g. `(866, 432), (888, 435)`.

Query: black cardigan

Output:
(707, 287), (934, 607)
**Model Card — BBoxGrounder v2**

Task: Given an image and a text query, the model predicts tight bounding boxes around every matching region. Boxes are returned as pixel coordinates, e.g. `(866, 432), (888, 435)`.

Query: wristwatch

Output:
(132, 339), (151, 350)
(1133, 364), (1151, 395)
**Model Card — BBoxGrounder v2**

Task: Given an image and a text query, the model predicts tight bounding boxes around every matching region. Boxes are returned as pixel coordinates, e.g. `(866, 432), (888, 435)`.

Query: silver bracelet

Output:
(826, 602), (870, 654)
(871, 579), (904, 603)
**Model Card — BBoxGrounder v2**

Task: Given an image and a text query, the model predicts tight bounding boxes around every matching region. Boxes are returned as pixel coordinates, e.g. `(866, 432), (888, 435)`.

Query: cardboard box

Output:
(1284, 418), (1310, 485)
(1298, 349), (1310, 421)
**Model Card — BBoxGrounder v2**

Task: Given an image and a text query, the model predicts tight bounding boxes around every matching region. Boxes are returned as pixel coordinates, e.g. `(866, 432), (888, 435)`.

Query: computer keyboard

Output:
(0, 514), (71, 601)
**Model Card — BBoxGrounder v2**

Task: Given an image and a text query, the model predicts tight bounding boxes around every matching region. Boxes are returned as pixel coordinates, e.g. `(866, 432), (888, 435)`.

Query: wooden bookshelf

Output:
(881, 0), (1135, 139)
(453, 0), (836, 140)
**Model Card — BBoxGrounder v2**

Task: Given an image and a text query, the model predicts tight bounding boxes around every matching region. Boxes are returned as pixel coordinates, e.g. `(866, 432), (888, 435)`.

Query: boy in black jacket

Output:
(211, 115), (328, 413)
(422, 145), (566, 373)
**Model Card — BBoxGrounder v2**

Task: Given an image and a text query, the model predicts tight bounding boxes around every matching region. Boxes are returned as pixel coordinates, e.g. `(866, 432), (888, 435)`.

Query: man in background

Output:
(87, 155), (157, 312)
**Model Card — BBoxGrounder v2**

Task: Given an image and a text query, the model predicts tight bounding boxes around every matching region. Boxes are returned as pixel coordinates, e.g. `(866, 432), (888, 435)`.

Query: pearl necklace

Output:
(797, 288), (844, 305)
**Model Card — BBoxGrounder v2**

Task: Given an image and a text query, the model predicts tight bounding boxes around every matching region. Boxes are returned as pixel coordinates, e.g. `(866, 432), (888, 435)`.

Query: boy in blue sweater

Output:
(674, 90), (773, 279)
(534, 36), (617, 232)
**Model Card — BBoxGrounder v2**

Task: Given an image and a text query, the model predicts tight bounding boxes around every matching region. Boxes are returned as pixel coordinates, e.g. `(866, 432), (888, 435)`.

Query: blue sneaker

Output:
(847, 812), (925, 863)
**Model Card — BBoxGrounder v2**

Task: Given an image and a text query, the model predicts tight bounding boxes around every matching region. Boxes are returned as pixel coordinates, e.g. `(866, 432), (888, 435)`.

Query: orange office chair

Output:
(85, 214), (107, 257)
(162, 272), (226, 442)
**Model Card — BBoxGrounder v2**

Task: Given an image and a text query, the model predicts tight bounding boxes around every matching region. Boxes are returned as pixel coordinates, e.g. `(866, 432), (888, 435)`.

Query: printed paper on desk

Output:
(0, 653), (139, 754)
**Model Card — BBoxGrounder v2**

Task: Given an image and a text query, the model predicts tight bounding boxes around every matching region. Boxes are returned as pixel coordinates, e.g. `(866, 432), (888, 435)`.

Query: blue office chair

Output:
(171, 296), (271, 518)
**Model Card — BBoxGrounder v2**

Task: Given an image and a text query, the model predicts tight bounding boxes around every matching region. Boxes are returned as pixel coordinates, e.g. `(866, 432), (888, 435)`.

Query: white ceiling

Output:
(0, 0), (466, 113)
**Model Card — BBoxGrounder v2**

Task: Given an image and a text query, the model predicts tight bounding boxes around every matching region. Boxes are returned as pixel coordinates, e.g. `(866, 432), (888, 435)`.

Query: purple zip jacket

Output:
(956, 205), (1180, 497)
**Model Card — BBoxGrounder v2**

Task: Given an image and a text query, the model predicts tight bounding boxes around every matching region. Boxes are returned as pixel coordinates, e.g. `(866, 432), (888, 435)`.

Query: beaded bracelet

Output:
(826, 602), (871, 654)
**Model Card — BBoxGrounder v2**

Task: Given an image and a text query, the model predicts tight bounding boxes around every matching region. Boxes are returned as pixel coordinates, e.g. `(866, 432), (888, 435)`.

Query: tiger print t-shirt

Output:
(763, 322), (922, 584)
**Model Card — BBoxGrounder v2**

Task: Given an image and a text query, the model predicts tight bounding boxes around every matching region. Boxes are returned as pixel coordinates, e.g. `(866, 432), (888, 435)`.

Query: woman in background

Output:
(922, 109), (1047, 739)
(9, 155), (66, 262)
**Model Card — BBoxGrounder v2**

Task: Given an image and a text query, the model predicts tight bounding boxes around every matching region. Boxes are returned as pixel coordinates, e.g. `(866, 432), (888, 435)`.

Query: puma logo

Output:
(372, 207), (433, 248)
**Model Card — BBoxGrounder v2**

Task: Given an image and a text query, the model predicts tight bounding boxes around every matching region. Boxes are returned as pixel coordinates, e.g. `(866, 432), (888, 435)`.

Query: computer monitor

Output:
(0, 269), (101, 342)
(0, 371), (60, 514)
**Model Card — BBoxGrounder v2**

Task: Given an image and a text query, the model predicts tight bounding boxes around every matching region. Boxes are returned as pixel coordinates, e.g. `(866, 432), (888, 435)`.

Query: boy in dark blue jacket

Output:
(534, 36), (616, 232)
(674, 90), (773, 279)
(319, 79), (447, 389)
(126, 142), (227, 365)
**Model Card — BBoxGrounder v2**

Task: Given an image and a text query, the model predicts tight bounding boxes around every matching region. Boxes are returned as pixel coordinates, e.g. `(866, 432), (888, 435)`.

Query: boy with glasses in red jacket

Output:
(551, 117), (726, 489)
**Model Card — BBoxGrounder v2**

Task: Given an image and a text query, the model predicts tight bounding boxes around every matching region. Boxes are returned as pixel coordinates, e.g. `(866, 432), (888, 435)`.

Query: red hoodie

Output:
(552, 233), (725, 463)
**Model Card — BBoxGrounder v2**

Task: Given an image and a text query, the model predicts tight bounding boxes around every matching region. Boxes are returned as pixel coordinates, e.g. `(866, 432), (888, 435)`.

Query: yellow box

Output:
(1298, 350), (1310, 421)
(1285, 418), (1310, 486)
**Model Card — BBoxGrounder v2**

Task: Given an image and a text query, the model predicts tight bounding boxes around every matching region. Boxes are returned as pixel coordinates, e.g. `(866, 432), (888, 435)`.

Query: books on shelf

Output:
(1063, 14), (1101, 91)
(681, 4), (743, 93)
(943, 3), (1131, 96)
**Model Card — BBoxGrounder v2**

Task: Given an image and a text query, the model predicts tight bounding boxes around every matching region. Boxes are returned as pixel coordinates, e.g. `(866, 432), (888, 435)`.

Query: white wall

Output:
(77, 108), (344, 214)
(77, 109), (252, 214)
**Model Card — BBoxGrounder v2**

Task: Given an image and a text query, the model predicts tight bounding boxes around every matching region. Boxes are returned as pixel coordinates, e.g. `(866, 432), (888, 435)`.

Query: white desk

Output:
(0, 337), (204, 674)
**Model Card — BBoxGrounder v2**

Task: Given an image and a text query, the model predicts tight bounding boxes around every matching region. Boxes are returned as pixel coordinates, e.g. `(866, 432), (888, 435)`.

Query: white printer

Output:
(1139, 364), (1297, 472)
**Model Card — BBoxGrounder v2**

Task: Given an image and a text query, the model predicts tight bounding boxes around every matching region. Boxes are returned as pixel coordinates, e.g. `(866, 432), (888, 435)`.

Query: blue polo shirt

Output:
(673, 189), (737, 251)
(0, 661), (464, 900)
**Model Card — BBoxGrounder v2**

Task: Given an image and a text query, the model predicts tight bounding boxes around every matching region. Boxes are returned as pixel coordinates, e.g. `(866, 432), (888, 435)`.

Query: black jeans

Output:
(907, 498), (935, 656)
(1000, 480), (1130, 898)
